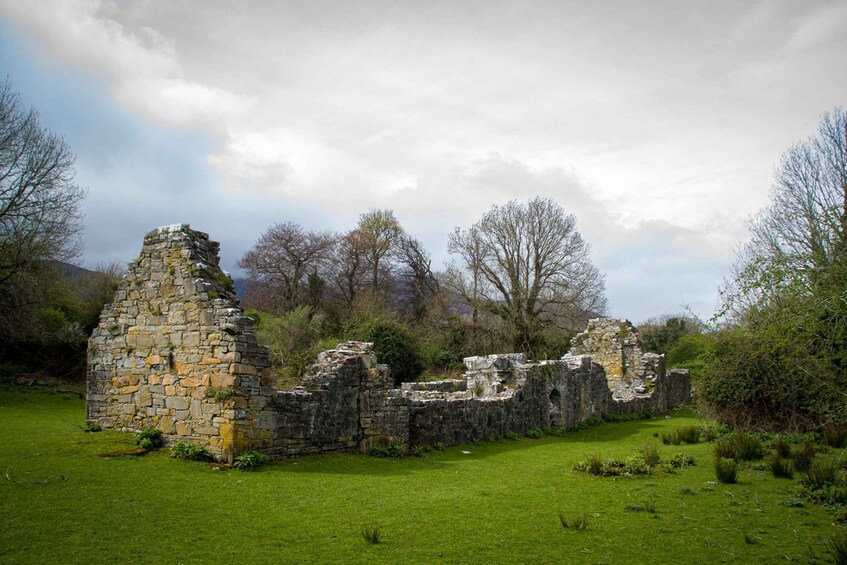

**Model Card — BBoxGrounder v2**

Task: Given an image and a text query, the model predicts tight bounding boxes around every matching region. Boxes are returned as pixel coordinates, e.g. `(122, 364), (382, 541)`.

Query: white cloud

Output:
(2, 0), (845, 320)
(788, 2), (847, 51)
(0, 0), (251, 131)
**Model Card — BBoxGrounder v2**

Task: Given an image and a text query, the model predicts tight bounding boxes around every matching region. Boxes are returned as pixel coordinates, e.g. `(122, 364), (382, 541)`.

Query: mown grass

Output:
(0, 387), (843, 563)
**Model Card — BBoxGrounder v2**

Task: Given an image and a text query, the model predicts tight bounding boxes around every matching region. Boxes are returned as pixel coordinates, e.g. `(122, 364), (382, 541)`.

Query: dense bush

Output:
(347, 318), (423, 385)
(696, 328), (831, 431)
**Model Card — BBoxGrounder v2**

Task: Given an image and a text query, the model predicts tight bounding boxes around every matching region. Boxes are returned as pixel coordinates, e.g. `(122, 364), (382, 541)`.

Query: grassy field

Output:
(0, 387), (843, 564)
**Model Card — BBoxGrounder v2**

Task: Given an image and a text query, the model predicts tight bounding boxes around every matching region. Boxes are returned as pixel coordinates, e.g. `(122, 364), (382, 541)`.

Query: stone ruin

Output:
(87, 225), (691, 462)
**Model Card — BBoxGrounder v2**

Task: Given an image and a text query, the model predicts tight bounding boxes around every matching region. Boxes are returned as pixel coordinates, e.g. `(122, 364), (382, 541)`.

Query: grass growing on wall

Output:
(0, 387), (843, 563)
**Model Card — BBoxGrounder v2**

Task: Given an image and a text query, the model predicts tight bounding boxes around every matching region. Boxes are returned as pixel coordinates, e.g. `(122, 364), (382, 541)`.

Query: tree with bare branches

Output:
(448, 197), (606, 356)
(703, 107), (847, 429)
(0, 78), (85, 288)
(238, 221), (335, 313)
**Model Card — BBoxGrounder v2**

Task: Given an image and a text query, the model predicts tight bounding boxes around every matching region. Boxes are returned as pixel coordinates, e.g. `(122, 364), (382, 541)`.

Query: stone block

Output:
(165, 397), (190, 410)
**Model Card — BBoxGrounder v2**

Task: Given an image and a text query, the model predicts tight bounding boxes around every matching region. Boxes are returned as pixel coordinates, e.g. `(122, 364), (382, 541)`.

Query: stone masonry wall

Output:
(86, 226), (408, 461)
(87, 226), (691, 461)
(86, 225), (275, 462)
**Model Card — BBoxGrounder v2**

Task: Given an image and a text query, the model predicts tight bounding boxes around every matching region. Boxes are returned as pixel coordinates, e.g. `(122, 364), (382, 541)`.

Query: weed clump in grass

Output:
(823, 424), (847, 448)
(625, 501), (657, 513)
(668, 453), (696, 469)
(793, 441), (816, 472)
(641, 443), (661, 468)
(574, 454), (651, 477)
(368, 444), (405, 458)
(84, 423), (102, 433)
(824, 528), (847, 564)
(660, 429), (681, 445)
(170, 441), (213, 461)
(713, 432), (764, 461)
(233, 450), (269, 471)
(362, 524), (381, 544)
(801, 459), (842, 491)
(134, 426), (163, 451)
(714, 457), (738, 484)
(771, 436), (792, 458)
(769, 456), (794, 479)
(558, 511), (588, 531)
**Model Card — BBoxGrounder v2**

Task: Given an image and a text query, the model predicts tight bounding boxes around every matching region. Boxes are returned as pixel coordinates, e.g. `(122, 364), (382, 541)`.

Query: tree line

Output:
(0, 78), (119, 380)
(239, 199), (607, 385)
(3, 73), (844, 432)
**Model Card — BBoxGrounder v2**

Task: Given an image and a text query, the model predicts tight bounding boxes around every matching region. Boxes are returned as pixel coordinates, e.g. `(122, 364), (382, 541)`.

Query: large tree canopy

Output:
(448, 197), (606, 356)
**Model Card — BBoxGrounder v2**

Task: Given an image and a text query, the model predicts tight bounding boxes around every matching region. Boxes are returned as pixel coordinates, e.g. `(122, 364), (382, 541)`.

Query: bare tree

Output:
(448, 197), (607, 355)
(357, 209), (403, 294)
(721, 107), (847, 319)
(0, 78), (85, 287)
(238, 221), (335, 313)
(327, 228), (368, 310)
(395, 234), (439, 321)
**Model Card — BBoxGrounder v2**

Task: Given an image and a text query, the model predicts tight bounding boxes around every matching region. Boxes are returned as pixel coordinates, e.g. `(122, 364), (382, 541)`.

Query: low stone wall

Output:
(406, 356), (611, 447)
(265, 342), (409, 457)
(86, 225), (692, 461)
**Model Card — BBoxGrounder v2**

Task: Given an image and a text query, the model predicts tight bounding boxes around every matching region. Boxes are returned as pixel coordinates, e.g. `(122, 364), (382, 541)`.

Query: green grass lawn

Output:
(0, 387), (842, 564)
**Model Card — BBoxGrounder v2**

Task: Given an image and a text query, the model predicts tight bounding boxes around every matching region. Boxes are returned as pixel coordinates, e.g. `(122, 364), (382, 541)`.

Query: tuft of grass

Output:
(769, 456), (794, 479)
(801, 459), (842, 491)
(625, 501), (657, 514)
(793, 441), (816, 472)
(558, 511), (589, 531)
(641, 443), (661, 468)
(84, 423), (102, 433)
(713, 432), (764, 461)
(714, 457), (738, 484)
(677, 425), (701, 444)
(823, 424), (847, 448)
(362, 524), (381, 544)
(661, 429), (681, 445)
(585, 452), (603, 476)
(824, 528), (847, 564)
(772, 436), (792, 459)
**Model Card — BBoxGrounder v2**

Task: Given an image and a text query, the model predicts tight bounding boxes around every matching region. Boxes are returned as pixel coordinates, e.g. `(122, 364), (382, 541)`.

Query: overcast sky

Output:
(1, 1), (845, 323)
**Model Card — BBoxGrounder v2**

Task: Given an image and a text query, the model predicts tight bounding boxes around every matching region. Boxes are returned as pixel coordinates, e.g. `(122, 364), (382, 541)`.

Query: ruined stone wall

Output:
(266, 342), (409, 457)
(86, 225), (275, 461)
(87, 226), (691, 461)
(87, 226), (407, 461)
(405, 355), (611, 447)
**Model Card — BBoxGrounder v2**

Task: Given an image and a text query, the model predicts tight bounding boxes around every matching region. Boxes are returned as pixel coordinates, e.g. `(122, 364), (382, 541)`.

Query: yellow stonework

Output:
(200, 357), (222, 364)
(210, 374), (234, 388)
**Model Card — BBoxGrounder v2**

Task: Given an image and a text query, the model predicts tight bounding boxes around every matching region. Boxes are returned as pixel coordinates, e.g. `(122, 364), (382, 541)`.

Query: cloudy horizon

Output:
(1, 0), (845, 323)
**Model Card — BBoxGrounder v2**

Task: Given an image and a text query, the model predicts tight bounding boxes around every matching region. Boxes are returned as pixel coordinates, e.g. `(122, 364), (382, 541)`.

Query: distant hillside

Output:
(233, 278), (249, 301)
(51, 261), (97, 280)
